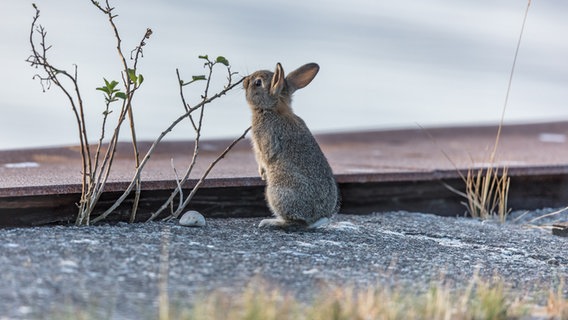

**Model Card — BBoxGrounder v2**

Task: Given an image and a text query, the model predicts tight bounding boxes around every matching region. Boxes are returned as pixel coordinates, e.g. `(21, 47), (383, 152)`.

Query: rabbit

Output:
(243, 62), (340, 229)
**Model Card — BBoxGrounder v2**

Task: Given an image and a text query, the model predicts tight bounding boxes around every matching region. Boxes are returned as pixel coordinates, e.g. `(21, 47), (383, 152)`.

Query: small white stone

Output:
(179, 210), (206, 227)
(17, 306), (32, 315)
(302, 268), (319, 275)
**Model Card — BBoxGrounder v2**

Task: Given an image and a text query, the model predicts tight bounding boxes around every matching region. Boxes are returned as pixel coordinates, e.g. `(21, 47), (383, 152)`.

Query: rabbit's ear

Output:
(286, 63), (319, 93)
(270, 63), (285, 96)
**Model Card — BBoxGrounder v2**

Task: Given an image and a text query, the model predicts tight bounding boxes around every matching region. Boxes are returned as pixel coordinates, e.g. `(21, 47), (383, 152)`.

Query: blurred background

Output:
(1, 0), (566, 150)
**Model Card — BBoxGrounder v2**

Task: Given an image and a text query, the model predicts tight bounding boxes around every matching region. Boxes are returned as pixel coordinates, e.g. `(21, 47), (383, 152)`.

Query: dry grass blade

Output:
(528, 206), (568, 224)
(158, 226), (171, 320)
(522, 207), (568, 236)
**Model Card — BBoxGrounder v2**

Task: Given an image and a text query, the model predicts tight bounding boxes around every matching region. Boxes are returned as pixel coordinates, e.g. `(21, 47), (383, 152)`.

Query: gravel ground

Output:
(1, 210), (567, 319)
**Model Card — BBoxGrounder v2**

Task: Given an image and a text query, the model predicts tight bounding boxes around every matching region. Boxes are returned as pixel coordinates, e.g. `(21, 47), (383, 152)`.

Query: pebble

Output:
(552, 222), (568, 237)
(179, 210), (206, 227)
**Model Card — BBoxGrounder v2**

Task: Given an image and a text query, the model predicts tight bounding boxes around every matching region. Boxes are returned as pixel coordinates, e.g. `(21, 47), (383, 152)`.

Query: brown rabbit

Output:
(243, 62), (339, 228)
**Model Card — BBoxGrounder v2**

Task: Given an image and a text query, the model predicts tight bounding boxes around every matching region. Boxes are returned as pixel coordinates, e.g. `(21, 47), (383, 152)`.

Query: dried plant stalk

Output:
(29, 2), (244, 225)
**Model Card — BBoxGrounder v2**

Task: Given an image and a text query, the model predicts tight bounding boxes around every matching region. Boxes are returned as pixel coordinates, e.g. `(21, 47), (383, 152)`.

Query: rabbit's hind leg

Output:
(258, 218), (287, 228)
(308, 217), (330, 229)
(258, 217), (328, 230)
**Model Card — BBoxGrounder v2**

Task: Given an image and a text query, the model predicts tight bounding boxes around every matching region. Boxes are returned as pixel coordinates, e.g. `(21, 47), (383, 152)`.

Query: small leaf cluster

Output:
(96, 69), (144, 106)
(199, 54), (230, 66)
(179, 55), (230, 87)
(96, 78), (126, 104)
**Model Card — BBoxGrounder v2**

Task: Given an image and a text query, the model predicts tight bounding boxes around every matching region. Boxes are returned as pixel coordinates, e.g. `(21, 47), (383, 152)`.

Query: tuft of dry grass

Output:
(463, 166), (511, 223)
(546, 278), (568, 319)
(444, 165), (511, 222)
(45, 275), (568, 319)
(443, 0), (532, 223)
(180, 277), (529, 320)
(184, 284), (300, 320)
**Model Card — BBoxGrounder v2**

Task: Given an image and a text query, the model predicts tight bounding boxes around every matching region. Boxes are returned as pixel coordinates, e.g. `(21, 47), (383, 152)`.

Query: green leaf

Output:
(180, 75), (207, 87)
(198, 55), (209, 60)
(216, 56), (229, 66)
(138, 74), (144, 85)
(127, 69), (137, 83)
(108, 80), (119, 91)
(96, 86), (110, 95)
(99, 78), (119, 94)
(115, 92), (127, 100)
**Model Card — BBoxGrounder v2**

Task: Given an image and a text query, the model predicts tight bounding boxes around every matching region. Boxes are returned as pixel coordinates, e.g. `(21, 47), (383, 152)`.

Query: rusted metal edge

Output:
(2, 164), (568, 199)
(0, 176), (264, 198)
(3, 172), (568, 227)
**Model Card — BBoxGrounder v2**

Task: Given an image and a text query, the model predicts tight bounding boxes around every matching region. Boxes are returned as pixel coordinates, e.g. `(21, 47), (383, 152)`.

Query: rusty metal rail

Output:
(2, 122), (568, 226)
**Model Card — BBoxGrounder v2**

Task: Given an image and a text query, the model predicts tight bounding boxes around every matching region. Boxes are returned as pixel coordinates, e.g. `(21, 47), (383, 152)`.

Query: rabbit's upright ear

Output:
(270, 63), (285, 96)
(286, 63), (319, 94)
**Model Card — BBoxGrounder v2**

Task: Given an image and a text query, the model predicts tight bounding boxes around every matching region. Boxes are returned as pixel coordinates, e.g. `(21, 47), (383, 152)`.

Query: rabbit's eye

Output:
(254, 79), (262, 87)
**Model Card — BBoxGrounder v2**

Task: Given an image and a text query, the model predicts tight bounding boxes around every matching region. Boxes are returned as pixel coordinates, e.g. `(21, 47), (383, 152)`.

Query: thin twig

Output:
(86, 0), (153, 223)
(91, 102), (112, 189)
(95, 0), (149, 222)
(28, 5), (96, 225)
(528, 206), (568, 225)
(125, 29), (152, 223)
(166, 126), (252, 220)
(171, 159), (184, 210)
(176, 69), (191, 113)
(147, 75), (203, 221)
(146, 61), (234, 221)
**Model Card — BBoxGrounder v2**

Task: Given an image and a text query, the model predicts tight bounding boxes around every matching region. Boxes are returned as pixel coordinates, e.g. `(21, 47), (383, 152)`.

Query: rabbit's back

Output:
(252, 111), (339, 223)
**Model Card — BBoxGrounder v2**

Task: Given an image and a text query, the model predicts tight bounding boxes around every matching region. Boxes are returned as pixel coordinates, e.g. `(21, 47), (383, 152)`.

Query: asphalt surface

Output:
(1, 210), (567, 319)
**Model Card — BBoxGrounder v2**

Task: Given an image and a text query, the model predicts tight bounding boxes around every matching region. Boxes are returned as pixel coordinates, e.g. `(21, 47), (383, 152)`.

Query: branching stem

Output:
(92, 77), (244, 223)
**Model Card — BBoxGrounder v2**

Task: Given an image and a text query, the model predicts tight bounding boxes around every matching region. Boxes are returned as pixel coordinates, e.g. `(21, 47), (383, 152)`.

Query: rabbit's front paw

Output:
(259, 166), (267, 180)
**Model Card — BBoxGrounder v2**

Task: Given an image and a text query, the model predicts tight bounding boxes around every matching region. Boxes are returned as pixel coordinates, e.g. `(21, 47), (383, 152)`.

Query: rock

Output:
(179, 210), (206, 227)
(552, 222), (568, 237)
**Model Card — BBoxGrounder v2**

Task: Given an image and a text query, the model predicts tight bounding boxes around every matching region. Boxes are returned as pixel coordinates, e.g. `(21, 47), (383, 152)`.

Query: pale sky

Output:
(1, 0), (566, 149)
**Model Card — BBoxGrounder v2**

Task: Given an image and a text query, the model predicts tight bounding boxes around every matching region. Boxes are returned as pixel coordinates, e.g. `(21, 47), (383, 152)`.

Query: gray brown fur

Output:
(243, 63), (340, 228)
